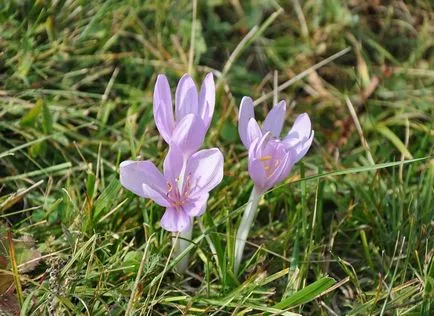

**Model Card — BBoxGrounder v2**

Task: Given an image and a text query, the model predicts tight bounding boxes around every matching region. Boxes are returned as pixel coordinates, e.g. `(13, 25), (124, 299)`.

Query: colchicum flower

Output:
(238, 96), (314, 193)
(234, 96), (314, 274)
(120, 145), (223, 232)
(153, 73), (215, 156)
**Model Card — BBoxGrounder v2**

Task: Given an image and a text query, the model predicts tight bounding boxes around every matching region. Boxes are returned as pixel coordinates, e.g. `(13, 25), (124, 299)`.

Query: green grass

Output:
(1, 0), (433, 315)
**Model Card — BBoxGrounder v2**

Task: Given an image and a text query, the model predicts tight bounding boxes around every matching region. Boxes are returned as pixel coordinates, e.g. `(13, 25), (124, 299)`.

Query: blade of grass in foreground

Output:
(273, 277), (336, 310)
(269, 156), (431, 194)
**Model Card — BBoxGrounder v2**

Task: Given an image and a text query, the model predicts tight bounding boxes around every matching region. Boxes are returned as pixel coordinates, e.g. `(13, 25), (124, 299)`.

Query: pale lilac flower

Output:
(153, 73), (215, 156)
(120, 145), (223, 232)
(238, 96), (314, 193)
(234, 97), (314, 273)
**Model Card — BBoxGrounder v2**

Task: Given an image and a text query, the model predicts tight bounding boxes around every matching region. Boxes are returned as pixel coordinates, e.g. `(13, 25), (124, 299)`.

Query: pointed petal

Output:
(294, 130), (314, 162)
(120, 160), (170, 207)
(199, 73), (215, 129)
(248, 158), (267, 192)
(185, 148), (224, 197)
(163, 144), (184, 183)
(238, 96), (256, 148)
(286, 113), (312, 140)
(246, 118), (262, 148)
(184, 193), (209, 217)
(266, 150), (291, 187)
(171, 114), (206, 156)
(262, 100), (286, 137)
(250, 131), (271, 158)
(160, 208), (192, 232)
(283, 135), (301, 148)
(276, 151), (296, 183)
(153, 75), (175, 143)
(175, 74), (198, 121)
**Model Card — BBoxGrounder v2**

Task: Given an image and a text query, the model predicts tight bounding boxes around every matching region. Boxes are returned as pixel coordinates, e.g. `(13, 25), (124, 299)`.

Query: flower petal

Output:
(286, 113), (312, 140)
(275, 150), (296, 184)
(153, 75), (175, 143)
(238, 96), (256, 148)
(185, 148), (224, 197)
(246, 118), (262, 148)
(163, 144), (184, 183)
(250, 131), (271, 158)
(120, 160), (170, 207)
(160, 208), (192, 232)
(184, 193), (209, 217)
(248, 158), (267, 192)
(262, 100), (286, 138)
(198, 73), (215, 129)
(175, 74), (198, 121)
(294, 130), (314, 162)
(171, 113), (206, 156)
(266, 150), (291, 187)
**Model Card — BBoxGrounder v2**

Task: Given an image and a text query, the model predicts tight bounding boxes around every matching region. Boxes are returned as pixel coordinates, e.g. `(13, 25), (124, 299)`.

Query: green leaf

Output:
(273, 277), (336, 309)
(42, 102), (53, 134)
(375, 124), (413, 159)
(422, 254), (434, 313)
(93, 177), (121, 220)
(20, 99), (42, 127)
(220, 121), (237, 142)
(86, 171), (97, 200)
(122, 251), (142, 273)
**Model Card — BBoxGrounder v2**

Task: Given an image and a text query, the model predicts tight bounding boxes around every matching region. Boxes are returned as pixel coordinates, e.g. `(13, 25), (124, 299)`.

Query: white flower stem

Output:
(234, 185), (261, 275)
(172, 224), (193, 273)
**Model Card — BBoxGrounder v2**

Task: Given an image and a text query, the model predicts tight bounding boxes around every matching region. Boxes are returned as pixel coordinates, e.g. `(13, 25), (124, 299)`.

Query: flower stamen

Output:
(260, 155), (272, 161)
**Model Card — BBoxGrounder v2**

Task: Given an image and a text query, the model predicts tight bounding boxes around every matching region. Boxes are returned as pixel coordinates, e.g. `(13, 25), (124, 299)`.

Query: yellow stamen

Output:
(260, 155), (272, 161)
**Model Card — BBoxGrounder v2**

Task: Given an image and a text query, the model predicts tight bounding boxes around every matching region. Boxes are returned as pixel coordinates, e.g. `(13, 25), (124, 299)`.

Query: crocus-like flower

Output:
(153, 73), (215, 156)
(238, 96), (314, 193)
(234, 96), (314, 274)
(120, 145), (223, 232)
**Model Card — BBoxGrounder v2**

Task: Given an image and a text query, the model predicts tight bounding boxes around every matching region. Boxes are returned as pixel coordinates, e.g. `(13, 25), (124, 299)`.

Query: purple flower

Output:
(153, 73), (215, 156)
(120, 145), (223, 232)
(238, 97), (314, 193)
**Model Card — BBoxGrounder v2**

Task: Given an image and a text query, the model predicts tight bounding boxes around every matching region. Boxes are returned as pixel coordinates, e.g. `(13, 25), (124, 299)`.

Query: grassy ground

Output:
(1, 0), (433, 315)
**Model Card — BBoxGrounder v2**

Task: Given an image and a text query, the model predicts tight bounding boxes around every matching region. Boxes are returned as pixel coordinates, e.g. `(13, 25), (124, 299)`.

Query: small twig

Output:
(188, 0), (197, 74)
(126, 231), (155, 315)
(147, 232), (179, 316)
(273, 70), (278, 105)
(292, 0), (308, 37)
(101, 67), (119, 103)
(345, 96), (375, 165)
(217, 25), (258, 90)
(254, 47), (351, 106)
(8, 230), (23, 307)
(217, 7), (284, 90)
(0, 180), (44, 212)
(98, 198), (128, 223)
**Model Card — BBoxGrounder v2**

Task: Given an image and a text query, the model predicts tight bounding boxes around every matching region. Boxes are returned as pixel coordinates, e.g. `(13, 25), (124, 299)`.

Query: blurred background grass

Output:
(0, 0), (433, 315)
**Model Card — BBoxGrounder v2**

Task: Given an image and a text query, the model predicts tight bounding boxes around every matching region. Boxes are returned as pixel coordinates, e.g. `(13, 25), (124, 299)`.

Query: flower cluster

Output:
(120, 73), (223, 232)
(119, 72), (314, 274)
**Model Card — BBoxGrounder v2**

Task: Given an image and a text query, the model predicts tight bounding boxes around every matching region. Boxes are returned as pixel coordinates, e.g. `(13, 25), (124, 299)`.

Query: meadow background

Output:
(0, 0), (433, 315)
